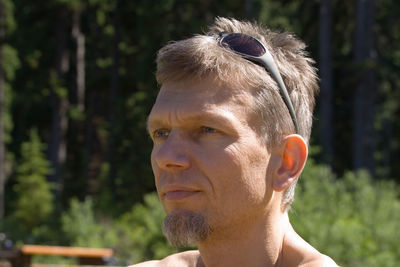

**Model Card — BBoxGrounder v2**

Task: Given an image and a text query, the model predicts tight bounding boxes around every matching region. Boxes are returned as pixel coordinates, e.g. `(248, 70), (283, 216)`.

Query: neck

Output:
(197, 211), (290, 267)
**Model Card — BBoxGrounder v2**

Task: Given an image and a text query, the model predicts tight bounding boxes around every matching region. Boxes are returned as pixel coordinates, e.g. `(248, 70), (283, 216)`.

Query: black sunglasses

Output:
(217, 32), (299, 134)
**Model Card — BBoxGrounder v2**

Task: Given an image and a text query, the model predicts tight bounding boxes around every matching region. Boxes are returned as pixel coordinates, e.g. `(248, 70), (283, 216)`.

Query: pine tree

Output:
(0, 0), (19, 220)
(13, 128), (53, 231)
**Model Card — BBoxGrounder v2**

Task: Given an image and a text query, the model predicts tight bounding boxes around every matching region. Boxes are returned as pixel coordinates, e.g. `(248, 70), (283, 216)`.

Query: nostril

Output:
(157, 153), (190, 170)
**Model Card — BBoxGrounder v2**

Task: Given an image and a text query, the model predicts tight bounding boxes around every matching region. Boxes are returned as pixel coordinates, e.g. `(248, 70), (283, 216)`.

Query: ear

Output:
(271, 134), (308, 192)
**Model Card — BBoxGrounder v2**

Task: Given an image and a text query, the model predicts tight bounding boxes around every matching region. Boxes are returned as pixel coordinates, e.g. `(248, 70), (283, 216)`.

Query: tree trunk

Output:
(245, 0), (253, 19)
(108, 0), (120, 192)
(0, 0), (5, 219)
(48, 7), (69, 197)
(319, 0), (334, 167)
(352, 0), (377, 174)
(72, 6), (85, 113)
(85, 91), (99, 195)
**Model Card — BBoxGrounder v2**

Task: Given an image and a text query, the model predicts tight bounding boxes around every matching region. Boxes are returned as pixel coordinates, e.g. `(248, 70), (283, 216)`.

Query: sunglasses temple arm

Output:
(257, 53), (299, 134)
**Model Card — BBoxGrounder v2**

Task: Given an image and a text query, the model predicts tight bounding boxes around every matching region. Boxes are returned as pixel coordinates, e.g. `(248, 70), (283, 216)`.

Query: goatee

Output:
(162, 210), (212, 248)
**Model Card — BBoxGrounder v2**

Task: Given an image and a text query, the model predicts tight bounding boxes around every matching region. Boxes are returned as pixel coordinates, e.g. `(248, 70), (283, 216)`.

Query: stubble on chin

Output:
(162, 210), (212, 248)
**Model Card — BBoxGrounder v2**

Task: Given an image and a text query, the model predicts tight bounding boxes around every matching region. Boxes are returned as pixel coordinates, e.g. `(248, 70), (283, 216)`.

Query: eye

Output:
(153, 129), (170, 139)
(201, 126), (218, 134)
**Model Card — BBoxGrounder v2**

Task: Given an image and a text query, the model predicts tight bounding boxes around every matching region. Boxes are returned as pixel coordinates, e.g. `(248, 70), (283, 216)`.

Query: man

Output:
(134, 17), (337, 267)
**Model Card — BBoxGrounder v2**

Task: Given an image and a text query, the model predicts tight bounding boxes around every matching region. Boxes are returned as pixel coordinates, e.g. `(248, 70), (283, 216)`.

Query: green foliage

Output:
(2, 83), (14, 145)
(0, 0), (16, 33)
(1, 45), (20, 81)
(1, 44), (20, 144)
(0, 0), (20, 193)
(61, 197), (117, 248)
(31, 255), (76, 265)
(114, 192), (176, 263)
(13, 128), (53, 232)
(60, 193), (174, 264)
(291, 159), (400, 267)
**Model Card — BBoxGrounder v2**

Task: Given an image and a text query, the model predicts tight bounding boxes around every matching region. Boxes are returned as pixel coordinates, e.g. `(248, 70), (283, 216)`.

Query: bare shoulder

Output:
(283, 226), (338, 267)
(129, 250), (201, 267)
(292, 244), (339, 267)
(129, 260), (159, 267)
(299, 254), (339, 267)
(321, 255), (339, 267)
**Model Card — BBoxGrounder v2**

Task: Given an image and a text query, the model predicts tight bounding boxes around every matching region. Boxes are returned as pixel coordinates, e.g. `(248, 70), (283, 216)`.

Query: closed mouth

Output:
(162, 185), (201, 201)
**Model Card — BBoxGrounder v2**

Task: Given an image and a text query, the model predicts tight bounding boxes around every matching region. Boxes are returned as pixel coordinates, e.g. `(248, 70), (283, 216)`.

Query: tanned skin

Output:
(132, 77), (338, 267)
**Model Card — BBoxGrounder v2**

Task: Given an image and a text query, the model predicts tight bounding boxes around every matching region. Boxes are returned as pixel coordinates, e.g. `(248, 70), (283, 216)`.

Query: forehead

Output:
(148, 77), (254, 124)
(160, 77), (249, 103)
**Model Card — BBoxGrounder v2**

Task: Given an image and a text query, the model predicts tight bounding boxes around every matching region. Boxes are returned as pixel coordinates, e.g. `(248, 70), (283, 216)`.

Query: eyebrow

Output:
(146, 110), (238, 134)
(146, 116), (165, 135)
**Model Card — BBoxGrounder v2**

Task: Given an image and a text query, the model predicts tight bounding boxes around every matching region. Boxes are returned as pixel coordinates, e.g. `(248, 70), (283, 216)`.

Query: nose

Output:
(152, 130), (190, 171)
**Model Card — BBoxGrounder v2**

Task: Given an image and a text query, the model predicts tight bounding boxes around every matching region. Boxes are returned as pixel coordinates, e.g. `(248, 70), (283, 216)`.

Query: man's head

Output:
(149, 17), (318, 247)
(155, 17), (318, 208)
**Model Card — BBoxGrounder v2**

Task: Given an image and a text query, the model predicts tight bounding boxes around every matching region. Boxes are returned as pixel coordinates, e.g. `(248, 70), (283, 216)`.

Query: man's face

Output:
(147, 77), (274, 245)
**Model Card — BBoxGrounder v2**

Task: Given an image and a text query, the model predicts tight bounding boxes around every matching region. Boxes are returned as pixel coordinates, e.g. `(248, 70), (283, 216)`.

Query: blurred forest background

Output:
(0, 0), (399, 266)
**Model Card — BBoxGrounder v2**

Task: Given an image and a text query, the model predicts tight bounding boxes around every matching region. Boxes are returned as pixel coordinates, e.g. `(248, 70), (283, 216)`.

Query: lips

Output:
(162, 185), (200, 201)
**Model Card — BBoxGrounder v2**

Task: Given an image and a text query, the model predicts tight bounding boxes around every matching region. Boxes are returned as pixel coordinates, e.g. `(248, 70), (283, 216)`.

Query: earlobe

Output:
(272, 134), (308, 192)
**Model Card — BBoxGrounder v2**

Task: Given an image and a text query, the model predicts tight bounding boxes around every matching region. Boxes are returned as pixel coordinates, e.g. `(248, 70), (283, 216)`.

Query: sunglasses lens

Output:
(221, 33), (266, 57)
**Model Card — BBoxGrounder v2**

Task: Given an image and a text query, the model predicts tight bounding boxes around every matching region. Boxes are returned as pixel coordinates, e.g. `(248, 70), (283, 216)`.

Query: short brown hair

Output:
(156, 17), (319, 210)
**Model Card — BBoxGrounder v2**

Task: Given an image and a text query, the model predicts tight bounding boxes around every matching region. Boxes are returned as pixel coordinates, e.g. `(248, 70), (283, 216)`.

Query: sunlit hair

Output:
(156, 17), (319, 210)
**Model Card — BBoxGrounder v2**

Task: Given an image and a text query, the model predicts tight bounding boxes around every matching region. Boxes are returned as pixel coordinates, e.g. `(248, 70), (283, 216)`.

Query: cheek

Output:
(150, 150), (157, 171)
(203, 144), (270, 226)
(150, 149), (162, 187)
(215, 143), (269, 200)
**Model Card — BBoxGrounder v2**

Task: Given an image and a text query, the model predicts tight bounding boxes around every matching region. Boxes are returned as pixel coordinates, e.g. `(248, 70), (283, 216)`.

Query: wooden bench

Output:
(8, 245), (113, 267)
